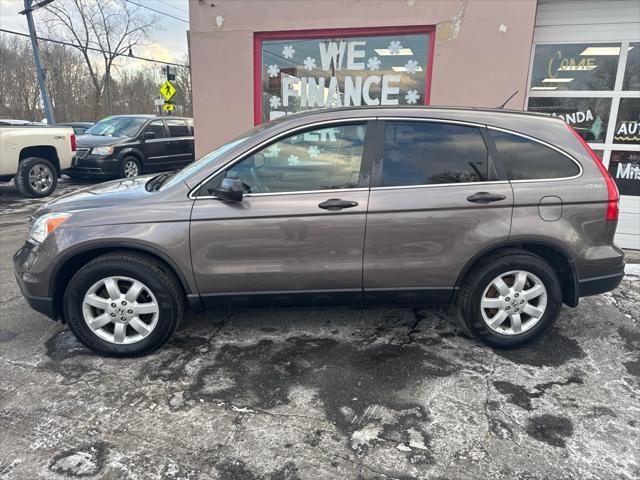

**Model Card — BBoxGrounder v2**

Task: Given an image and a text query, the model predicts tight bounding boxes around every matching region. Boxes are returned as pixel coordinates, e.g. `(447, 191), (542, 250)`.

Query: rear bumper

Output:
(577, 271), (624, 298)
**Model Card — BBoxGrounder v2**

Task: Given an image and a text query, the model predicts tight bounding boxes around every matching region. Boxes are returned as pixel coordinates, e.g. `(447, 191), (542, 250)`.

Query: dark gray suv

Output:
(14, 107), (625, 356)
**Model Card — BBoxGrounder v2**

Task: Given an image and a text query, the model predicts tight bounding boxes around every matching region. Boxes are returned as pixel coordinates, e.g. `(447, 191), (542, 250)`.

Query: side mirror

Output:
(212, 177), (243, 202)
(143, 131), (156, 140)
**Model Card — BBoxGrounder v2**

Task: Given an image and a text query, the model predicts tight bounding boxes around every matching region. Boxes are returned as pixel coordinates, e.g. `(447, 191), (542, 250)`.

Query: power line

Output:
(156, 0), (188, 14)
(124, 0), (189, 23)
(0, 28), (189, 67)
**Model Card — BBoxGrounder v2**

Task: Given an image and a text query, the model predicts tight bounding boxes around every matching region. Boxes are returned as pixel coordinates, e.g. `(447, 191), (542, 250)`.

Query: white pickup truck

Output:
(0, 125), (76, 197)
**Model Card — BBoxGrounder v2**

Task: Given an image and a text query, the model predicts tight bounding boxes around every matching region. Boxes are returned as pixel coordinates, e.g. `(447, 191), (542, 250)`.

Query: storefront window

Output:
(613, 98), (640, 145)
(530, 43), (621, 91)
(527, 97), (611, 142)
(256, 28), (433, 123)
(622, 42), (640, 90)
(608, 151), (640, 196)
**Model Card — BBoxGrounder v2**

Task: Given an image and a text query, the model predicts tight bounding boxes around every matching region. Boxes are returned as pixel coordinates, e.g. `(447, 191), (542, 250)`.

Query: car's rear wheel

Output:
(15, 157), (58, 198)
(120, 156), (141, 178)
(63, 252), (183, 356)
(457, 250), (562, 348)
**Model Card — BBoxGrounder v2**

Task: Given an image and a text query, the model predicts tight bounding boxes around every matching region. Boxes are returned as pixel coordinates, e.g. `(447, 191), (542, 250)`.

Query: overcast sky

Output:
(0, 0), (190, 68)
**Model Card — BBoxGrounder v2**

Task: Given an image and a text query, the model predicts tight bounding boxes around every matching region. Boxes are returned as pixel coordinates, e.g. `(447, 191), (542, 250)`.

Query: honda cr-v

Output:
(14, 107), (625, 356)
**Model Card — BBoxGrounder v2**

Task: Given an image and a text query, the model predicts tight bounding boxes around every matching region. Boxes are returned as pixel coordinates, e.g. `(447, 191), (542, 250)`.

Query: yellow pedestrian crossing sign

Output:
(160, 80), (176, 101)
(163, 103), (174, 111)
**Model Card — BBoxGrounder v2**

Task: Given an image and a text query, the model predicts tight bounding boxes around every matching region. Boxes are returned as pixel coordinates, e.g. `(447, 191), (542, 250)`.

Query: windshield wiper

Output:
(146, 170), (177, 192)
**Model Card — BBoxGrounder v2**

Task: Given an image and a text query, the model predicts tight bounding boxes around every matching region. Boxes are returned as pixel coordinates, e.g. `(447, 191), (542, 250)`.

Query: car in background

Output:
(65, 115), (194, 179)
(56, 122), (94, 136)
(0, 119), (39, 126)
(0, 123), (75, 197)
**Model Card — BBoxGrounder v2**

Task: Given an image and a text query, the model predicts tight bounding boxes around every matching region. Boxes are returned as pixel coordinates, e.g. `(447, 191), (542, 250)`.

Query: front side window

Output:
(166, 119), (190, 137)
(490, 131), (580, 180)
(210, 123), (367, 194)
(144, 120), (166, 138)
(381, 121), (489, 187)
(258, 28), (432, 123)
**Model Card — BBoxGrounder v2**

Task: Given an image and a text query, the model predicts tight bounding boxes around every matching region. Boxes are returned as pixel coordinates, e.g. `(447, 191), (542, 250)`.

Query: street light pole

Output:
(21, 0), (55, 124)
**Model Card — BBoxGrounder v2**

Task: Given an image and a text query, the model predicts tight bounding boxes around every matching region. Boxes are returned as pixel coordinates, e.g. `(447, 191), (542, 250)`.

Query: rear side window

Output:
(381, 121), (489, 186)
(166, 119), (190, 137)
(490, 130), (580, 180)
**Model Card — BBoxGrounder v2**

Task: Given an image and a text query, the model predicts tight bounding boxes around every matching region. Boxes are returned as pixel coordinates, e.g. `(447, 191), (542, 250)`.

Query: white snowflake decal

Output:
(389, 149), (401, 163)
(265, 144), (280, 157)
(404, 59), (420, 74)
(267, 64), (280, 78)
(307, 145), (320, 158)
(303, 56), (316, 71)
(269, 95), (282, 109)
(287, 154), (300, 166)
(404, 90), (420, 105)
(282, 45), (295, 59)
(388, 40), (403, 55)
(367, 56), (381, 71)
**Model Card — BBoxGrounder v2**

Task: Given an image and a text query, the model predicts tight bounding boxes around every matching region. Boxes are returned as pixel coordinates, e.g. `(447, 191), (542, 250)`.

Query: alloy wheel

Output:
(82, 276), (159, 344)
(480, 270), (547, 335)
(123, 160), (139, 178)
(28, 164), (53, 192)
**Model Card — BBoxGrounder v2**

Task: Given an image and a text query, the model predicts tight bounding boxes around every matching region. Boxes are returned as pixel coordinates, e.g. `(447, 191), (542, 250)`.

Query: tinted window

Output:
(145, 120), (165, 138)
(490, 131), (580, 180)
(211, 123), (366, 194)
(166, 119), (190, 137)
(381, 121), (489, 186)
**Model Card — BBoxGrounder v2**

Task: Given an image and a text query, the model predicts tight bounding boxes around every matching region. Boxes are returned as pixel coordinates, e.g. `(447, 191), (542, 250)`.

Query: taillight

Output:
(70, 133), (76, 152)
(568, 125), (619, 221)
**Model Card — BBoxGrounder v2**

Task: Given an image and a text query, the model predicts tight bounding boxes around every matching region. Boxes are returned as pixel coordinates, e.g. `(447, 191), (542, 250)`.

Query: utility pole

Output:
(20, 0), (55, 124)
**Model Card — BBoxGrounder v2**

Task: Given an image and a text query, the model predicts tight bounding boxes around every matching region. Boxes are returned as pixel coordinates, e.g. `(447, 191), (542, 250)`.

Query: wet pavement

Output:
(1, 178), (639, 479)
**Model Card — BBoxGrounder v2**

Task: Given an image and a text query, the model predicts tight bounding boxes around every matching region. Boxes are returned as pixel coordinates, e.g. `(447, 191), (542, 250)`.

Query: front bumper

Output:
(13, 241), (57, 320)
(64, 153), (120, 178)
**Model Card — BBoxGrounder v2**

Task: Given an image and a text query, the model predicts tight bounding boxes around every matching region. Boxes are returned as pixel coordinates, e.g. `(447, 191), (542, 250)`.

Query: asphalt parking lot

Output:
(1, 178), (639, 480)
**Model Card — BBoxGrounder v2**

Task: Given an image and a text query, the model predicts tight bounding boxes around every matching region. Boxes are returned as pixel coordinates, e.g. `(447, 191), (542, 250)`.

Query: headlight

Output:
(30, 212), (71, 243)
(92, 146), (114, 156)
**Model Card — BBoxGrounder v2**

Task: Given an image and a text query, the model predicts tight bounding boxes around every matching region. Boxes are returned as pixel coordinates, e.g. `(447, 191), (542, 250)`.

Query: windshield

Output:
(159, 136), (251, 190)
(86, 116), (147, 137)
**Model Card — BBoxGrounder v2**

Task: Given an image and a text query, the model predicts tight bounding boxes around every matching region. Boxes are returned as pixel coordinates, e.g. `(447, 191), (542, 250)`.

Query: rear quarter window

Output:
(490, 130), (580, 180)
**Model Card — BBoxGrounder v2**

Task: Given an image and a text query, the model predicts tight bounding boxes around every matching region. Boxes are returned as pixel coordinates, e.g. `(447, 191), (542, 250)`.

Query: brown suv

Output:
(14, 107), (625, 356)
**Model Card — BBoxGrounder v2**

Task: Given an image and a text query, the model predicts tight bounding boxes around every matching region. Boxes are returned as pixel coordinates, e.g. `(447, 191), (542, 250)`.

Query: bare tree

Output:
(43, 0), (158, 117)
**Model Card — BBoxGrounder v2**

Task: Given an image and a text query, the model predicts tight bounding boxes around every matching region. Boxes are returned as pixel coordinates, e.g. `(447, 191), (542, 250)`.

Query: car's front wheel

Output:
(120, 156), (141, 178)
(457, 249), (562, 348)
(63, 252), (183, 356)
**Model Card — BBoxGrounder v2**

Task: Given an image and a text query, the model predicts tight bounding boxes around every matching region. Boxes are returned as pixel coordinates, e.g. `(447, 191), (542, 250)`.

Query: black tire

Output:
(119, 156), (141, 178)
(456, 249), (562, 349)
(15, 157), (58, 198)
(63, 252), (184, 357)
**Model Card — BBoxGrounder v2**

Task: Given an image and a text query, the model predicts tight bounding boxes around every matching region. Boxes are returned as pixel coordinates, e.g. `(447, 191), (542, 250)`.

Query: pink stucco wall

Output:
(189, 0), (537, 156)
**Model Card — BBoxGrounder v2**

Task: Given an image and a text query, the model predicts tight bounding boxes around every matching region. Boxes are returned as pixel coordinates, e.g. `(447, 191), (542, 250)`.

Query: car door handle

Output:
(466, 192), (506, 204)
(318, 198), (359, 210)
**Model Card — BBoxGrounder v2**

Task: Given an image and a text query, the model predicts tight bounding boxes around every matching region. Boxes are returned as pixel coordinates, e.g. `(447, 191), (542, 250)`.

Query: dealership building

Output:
(189, 0), (639, 248)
